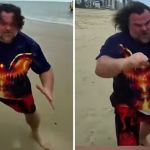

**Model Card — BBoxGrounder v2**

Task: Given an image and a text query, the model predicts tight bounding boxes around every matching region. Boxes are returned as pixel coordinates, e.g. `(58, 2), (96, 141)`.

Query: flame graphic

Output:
(120, 44), (150, 111)
(0, 53), (32, 99)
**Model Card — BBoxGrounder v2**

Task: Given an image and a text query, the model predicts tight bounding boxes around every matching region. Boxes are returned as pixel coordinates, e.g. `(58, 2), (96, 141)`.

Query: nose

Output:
(5, 25), (11, 31)
(141, 25), (147, 31)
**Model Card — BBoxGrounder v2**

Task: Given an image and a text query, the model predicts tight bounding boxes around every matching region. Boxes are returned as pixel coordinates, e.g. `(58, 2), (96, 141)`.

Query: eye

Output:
(134, 24), (142, 27)
(145, 20), (150, 26)
(0, 21), (6, 26)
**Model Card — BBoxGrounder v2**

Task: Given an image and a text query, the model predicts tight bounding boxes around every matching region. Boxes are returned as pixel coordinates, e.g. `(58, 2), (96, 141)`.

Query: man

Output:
(0, 3), (54, 150)
(95, 1), (150, 146)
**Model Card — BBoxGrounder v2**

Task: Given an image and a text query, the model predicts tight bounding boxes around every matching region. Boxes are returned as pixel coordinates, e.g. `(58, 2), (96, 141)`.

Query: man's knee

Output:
(25, 111), (40, 129)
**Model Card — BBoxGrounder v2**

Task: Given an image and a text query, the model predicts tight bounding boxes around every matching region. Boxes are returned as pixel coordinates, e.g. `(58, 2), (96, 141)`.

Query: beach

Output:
(0, 19), (73, 150)
(75, 8), (117, 146)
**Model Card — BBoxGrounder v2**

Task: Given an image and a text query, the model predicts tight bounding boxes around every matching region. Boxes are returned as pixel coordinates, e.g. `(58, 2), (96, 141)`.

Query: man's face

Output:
(129, 9), (150, 43)
(0, 11), (19, 44)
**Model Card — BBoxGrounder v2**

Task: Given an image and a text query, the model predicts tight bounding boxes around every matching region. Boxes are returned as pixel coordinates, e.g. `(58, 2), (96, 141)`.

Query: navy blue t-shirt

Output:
(0, 31), (51, 100)
(0, 31), (51, 74)
(96, 32), (150, 110)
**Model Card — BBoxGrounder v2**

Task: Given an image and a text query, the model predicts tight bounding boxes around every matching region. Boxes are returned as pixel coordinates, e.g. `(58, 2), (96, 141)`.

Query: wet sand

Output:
(0, 19), (73, 150)
(75, 8), (117, 146)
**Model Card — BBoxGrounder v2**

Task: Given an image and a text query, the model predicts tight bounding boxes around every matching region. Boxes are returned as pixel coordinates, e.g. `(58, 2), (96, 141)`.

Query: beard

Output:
(134, 32), (150, 43)
(0, 32), (17, 43)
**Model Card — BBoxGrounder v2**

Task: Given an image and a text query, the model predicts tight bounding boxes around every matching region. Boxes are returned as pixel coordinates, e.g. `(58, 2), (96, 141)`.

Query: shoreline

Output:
(25, 17), (73, 27)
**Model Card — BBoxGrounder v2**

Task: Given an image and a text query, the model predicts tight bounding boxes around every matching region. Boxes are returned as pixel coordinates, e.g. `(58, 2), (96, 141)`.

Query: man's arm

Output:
(95, 53), (149, 78)
(95, 55), (126, 78)
(36, 69), (54, 109)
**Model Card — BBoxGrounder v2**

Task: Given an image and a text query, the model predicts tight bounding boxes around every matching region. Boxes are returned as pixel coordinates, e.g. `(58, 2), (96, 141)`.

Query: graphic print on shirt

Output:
(119, 44), (150, 111)
(0, 53), (32, 100)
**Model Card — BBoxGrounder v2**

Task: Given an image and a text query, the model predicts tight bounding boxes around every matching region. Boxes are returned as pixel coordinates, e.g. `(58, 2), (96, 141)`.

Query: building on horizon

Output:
(75, 0), (132, 9)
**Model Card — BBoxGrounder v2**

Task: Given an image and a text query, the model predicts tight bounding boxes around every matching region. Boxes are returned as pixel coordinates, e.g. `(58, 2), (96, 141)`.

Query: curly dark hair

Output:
(0, 3), (24, 29)
(113, 1), (150, 32)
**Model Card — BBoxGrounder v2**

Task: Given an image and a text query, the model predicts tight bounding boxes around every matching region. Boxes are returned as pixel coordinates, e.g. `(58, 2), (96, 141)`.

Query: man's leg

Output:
(140, 121), (150, 145)
(25, 111), (50, 150)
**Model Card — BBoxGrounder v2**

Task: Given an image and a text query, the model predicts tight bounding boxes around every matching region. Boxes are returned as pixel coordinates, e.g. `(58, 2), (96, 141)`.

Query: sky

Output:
(133, 0), (150, 6)
(0, 0), (72, 2)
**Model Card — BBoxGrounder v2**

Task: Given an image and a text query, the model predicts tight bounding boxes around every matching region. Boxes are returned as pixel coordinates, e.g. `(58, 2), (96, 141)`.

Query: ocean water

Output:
(2, 1), (73, 26)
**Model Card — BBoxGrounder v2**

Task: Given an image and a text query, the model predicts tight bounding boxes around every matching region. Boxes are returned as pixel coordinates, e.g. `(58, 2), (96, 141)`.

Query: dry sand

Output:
(75, 8), (118, 146)
(0, 19), (73, 150)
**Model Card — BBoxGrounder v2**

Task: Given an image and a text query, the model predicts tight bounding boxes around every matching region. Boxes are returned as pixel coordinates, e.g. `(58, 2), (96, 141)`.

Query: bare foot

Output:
(31, 130), (50, 150)
(140, 137), (150, 146)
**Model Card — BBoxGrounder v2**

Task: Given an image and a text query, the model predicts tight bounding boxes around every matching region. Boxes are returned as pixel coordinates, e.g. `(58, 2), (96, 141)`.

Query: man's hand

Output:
(123, 52), (150, 71)
(38, 69), (54, 110)
(36, 84), (55, 110)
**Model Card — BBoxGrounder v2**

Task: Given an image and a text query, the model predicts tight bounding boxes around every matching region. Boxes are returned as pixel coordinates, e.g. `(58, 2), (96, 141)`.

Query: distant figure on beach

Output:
(70, 1), (73, 12)
(95, 1), (150, 146)
(0, 3), (54, 150)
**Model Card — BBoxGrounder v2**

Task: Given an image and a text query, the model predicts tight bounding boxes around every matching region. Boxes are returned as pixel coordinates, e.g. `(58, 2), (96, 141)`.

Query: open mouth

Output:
(3, 32), (13, 36)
